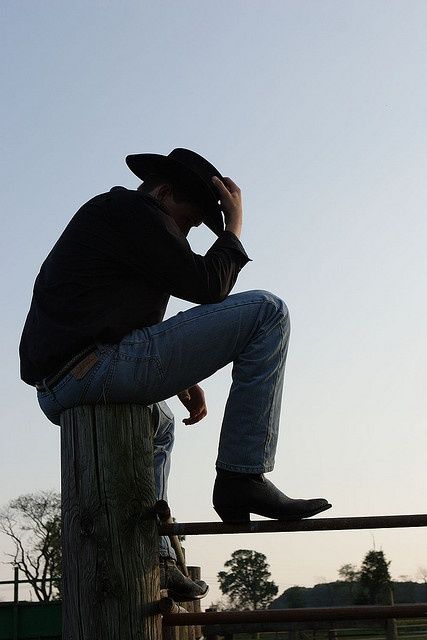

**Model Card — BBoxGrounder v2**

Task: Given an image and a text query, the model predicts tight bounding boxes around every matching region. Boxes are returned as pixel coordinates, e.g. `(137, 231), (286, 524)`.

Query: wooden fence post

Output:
(187, 567), (202, 640)
(386, 586), (398, 640)
(61, 404), (161, 640)
(328, 628), (337, 640)
(204, 607), (220, 640)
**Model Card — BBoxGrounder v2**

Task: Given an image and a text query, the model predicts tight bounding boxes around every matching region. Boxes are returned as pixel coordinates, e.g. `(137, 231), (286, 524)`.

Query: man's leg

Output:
(40, 289), (287, 458)
(103, 290), (289, 472)
(151, 400), (209, 599)
(151, 401), (176, 560)
(104, 289), (330, 522)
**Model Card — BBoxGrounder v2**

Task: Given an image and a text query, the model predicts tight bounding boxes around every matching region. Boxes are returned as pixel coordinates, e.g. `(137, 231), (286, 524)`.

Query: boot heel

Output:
(214, 506), (250, 523)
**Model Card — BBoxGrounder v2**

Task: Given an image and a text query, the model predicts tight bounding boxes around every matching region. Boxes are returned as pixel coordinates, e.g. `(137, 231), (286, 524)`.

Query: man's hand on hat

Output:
(211, 176), (243, 239)
(177, 384), (207, 425)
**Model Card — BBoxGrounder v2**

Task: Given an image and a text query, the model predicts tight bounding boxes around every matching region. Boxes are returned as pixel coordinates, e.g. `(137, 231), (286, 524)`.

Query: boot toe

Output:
(161, 559), (209, 601)
(277, 497), (332, 520)
(169, 578), (209, 602)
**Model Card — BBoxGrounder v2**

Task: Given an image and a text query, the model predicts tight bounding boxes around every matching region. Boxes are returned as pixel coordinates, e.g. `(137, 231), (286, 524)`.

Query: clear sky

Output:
(1, 1), (426, 605)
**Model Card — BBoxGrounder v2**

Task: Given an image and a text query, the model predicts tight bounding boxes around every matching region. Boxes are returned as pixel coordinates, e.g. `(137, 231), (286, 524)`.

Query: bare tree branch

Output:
(0, 491), (61, 601)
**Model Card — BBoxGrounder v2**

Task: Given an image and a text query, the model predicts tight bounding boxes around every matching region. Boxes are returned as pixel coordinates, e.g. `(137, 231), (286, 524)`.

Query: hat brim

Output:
(126, 153), (224, 236)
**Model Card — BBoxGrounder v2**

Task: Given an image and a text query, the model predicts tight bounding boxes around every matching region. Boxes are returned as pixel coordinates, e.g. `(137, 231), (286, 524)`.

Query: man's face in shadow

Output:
(149, 183), (205, 236)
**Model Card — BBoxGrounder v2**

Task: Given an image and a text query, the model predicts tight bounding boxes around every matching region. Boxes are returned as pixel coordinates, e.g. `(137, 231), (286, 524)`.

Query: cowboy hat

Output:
(125, 148), (225, 235)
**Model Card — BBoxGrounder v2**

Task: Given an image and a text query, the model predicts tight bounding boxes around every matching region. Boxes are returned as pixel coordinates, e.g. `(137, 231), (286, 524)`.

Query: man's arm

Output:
(125, 179), (250, 305)
(211, 176), (243, 239)
(175, 178), (244, 422)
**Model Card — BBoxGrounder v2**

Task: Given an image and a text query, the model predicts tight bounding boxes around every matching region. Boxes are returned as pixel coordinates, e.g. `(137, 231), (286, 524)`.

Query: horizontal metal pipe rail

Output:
(159, 514), (427, 536)
(0, 577), (60, 585)
(163, 604), (427, 626)
(203, 622), (344, 635)
(201, 621), (422, 635)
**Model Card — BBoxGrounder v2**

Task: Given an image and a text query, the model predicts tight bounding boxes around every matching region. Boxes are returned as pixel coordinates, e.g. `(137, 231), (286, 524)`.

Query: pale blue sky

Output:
(1, 1), (426, 603)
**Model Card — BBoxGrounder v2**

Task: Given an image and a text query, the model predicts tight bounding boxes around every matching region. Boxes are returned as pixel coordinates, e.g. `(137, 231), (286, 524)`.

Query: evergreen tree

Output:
(357, 550), (391, 604)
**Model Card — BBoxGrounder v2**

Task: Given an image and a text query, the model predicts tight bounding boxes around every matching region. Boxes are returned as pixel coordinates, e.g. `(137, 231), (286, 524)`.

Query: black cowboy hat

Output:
(125, 148), (225, 235)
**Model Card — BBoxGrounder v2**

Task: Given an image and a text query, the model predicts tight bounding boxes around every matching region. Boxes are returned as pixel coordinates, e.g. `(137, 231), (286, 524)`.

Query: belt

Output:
(35, 346), (99, 391)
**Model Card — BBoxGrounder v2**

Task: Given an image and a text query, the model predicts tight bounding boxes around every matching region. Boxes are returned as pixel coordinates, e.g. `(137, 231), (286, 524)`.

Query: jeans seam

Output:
(40, 388), (66, 414)
(261, 317), (286, 469)
(78, 357), (106, 401)
(116, 353), (165, 380)
(158, 403), (174, 422)
(216, 460), (267, 473)
(147, 297), (274, 339)
(161, 450), (167, 500)
(95, 356), (117, 404)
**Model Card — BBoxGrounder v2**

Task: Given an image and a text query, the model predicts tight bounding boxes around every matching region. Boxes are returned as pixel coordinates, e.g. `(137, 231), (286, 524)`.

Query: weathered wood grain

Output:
(61, 404), (161, 640)
(187, 567), (202, 640)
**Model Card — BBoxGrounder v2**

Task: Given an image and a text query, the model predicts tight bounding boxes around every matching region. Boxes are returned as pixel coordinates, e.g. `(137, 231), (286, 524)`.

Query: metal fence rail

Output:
(159, 511), (427, 636)
(159, 513), (427, 536)
(163, 604), (427, 627)
(2, 511), (427, 638)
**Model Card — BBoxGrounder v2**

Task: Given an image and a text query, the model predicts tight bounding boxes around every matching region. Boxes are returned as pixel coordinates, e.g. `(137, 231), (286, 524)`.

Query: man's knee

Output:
(240, 289), (289, 322)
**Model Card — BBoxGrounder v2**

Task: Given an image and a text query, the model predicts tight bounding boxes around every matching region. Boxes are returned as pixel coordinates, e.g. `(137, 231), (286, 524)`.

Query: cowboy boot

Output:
(159, 557), (209, 601)
(213, 470), (332, 523)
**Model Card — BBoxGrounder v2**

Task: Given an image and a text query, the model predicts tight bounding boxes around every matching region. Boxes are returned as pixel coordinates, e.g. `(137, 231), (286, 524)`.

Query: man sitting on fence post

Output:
(19, 148), (332, 599)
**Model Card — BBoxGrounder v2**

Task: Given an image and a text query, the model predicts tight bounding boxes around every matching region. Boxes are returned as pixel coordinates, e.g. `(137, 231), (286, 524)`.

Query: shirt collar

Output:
(109, 186), (171, 217)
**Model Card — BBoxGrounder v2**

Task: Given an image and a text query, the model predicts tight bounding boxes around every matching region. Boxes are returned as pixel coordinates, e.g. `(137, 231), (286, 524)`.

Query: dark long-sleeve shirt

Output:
(19, 186), (250, 385)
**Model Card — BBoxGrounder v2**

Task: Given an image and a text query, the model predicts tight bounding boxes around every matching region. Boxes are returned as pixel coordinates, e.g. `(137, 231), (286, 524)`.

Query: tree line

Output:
(218, 550), (427, 611)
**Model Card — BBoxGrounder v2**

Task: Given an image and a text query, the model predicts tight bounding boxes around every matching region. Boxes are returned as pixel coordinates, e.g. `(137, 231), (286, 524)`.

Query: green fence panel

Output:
(0, 601), (61, 640)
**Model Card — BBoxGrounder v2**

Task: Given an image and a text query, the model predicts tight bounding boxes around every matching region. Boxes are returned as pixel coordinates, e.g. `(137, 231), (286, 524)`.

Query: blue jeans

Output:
(37, 290), (290, 554)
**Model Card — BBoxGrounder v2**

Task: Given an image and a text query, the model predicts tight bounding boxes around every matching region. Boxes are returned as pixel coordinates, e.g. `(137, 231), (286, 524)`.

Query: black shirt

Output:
(19, 187), (250, 385)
